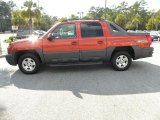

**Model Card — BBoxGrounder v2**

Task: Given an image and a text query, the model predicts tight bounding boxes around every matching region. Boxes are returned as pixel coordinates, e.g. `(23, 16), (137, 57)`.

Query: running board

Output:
(47, 62), (103, 67)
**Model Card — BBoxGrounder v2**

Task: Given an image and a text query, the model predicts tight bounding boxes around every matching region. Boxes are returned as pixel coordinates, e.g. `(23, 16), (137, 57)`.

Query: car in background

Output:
(16, 30), (46, 39)
(135, 30), (146, 33)
(33, 30), (46, 37)
(150, 31), (160, 41)
(127, 30), (135, 33)
(127, 30), (149, 33)
(16, 30), (31, 39)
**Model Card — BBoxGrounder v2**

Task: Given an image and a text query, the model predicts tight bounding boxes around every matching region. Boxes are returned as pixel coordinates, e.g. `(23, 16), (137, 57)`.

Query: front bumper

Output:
(133, 47), (154, 60)
(5, 53), (17, 66)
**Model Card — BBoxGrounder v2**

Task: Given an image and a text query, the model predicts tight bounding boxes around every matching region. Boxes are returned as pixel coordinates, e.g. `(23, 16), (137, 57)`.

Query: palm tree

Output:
(33, 8), (42, 29)
(153, 10), (160, 30)
(154, 17), (160, 30)
(11, 10), (26, 29)
(21, 0), (39, 33)
(115, 13), (125, 28)
(132, 14), (141, 30)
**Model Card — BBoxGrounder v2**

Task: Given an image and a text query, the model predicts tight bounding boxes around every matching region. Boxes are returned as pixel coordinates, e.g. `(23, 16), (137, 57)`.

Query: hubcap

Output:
(22, 58), (36, 72)
(116, 55), (128, 69)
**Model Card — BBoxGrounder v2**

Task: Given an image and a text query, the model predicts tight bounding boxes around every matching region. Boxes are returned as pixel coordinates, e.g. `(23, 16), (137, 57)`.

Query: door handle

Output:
(71, 41), (78, 45)
(97, 41), (104, 44)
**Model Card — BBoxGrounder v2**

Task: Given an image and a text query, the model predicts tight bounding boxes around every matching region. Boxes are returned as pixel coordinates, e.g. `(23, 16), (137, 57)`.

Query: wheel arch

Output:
(15, 49), (45, 64)
(107, 46), (135, 61)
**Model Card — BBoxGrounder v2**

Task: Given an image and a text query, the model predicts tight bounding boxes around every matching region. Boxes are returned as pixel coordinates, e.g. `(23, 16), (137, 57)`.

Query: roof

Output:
(61, 19), (108, 23)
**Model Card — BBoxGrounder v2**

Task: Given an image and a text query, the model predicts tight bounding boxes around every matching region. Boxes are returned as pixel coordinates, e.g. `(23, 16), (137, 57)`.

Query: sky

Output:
(4, 0), (160, 18)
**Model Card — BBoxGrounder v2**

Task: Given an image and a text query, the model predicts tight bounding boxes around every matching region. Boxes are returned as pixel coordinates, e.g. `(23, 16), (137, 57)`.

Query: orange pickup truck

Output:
(6, 20), (153, 74)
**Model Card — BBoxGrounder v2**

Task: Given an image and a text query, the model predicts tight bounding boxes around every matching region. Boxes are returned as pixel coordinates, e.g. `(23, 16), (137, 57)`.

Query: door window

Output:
(51, 24), (76, 39)
(80, 22), (104, 38)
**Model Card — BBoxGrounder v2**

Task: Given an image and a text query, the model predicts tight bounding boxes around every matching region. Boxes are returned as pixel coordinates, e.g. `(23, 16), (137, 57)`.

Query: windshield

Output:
(39, 22), (60, 39)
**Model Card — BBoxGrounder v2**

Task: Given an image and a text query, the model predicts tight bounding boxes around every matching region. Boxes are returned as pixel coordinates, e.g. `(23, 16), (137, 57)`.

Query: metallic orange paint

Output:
(8, 20), (151, 54)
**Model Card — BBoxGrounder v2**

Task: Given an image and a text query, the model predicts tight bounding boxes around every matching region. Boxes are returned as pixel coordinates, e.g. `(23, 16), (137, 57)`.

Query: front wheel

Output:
(111, 51), (132, 71)
(18, 53), (40, 74)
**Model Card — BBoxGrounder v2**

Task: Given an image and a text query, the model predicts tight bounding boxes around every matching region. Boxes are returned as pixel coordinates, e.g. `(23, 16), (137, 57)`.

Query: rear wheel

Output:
(111, 51), (132, 71)
(18, 53), (40, 74)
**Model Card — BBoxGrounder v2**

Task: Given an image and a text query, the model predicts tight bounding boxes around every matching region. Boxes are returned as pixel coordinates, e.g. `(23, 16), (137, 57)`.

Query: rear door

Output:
(79, 22), (106, 61)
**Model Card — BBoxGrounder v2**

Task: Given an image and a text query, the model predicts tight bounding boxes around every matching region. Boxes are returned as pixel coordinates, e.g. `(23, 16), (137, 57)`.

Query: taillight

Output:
(146, 35), (152, 45)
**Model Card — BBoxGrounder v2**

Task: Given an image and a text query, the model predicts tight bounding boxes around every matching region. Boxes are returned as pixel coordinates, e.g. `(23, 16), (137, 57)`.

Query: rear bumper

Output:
(5, 53), (17, 66)
(133, 47), (154, 60)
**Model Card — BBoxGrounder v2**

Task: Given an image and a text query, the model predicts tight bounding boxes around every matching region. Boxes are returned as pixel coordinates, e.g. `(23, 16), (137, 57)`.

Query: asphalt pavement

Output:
(0, 42), (160, 120)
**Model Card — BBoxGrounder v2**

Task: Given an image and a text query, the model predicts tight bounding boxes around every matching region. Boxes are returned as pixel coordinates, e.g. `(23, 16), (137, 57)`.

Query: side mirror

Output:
(47, 33), (55, 41)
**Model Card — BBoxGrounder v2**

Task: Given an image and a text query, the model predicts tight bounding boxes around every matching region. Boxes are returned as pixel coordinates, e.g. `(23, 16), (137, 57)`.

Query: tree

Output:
(11, 0), (54, 31)
(58, 17), (67, 22)
(153, 10), (160, 30)
(132, 14), (141, 29)
(101, 14), (112, 21)
(69, 14), (79, 20)
(3, 0), (160, 32)
(33, 8), (42, 29)
(82, 15), (91, 20)
(154, 16), (160, 30)
(88, 7), (104, 19)
(146, 11), (160, 30)
(126, 21), (134, 30)
(7, 0), (17, 10)
(117, 1), (129, 13)
(21, 0), (40, 32)
(52, 16), (58, 22)
(0, 0), (11, 32)
(11, 10), (26, 29)
(39, 15), (54, 31)
(115, 13), (125, 28)
(146, 17), (155, 30)
(127, 0), (148, 30)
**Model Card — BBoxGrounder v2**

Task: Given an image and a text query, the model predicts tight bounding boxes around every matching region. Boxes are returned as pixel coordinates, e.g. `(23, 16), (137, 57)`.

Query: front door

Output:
(43, 23), (79, 63)
(79, 22), (106, 61)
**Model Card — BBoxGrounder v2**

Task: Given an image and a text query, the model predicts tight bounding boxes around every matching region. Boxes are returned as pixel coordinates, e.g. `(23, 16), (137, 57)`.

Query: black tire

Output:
(18, 53), (40, 74)
(111, 51), (132, 71)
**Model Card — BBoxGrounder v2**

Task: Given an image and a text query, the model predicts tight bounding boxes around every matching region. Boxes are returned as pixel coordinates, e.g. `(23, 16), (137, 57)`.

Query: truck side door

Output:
(79, 22), (106, 61)
(43, 23), (79, 63)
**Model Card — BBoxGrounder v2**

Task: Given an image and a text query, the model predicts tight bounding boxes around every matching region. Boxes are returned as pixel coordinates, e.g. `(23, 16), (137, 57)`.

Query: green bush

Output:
(4, 36), (16, 43)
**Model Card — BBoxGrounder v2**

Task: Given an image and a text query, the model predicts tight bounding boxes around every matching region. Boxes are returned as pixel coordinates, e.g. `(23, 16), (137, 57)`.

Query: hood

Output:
(11, 35), (39, 45)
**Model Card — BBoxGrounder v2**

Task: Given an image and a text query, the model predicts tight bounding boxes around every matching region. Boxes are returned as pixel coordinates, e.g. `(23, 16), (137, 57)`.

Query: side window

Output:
(109, 24), (120, 32)
(81, 22), (104, 37)
(51, 24), (76, 39)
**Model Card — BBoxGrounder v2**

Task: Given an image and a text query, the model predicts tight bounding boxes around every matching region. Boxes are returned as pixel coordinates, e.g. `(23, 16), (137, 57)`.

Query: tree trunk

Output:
(136, 23), (138, 30)
(29, 18), (32, 34)
(155, 24), (159, 30)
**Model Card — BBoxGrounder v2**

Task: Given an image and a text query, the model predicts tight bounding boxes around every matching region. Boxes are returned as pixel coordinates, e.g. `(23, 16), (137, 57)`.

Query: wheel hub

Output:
(22, 58), (36, 72)
(116, 55), (128, 68)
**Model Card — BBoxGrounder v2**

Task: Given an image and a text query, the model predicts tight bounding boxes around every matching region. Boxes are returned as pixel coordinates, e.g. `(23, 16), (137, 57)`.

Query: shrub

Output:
(4, 36), (16, 43)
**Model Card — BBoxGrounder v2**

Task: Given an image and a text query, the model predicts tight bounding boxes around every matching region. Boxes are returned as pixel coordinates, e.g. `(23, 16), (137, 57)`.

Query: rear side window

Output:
(106, 21), (128, 36)
(80, 22), (104, 37)
(110, 24), (120, 32)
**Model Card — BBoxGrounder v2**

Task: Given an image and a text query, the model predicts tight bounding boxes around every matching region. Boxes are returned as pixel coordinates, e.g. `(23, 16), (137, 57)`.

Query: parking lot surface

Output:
(0, 42), (160, 120)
